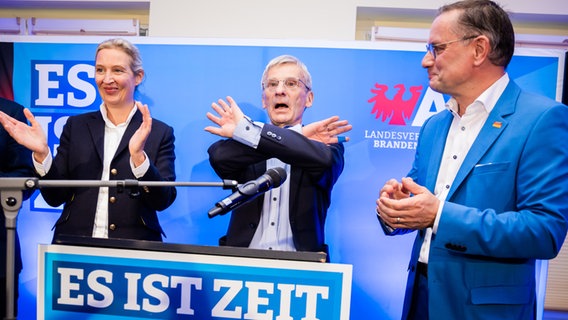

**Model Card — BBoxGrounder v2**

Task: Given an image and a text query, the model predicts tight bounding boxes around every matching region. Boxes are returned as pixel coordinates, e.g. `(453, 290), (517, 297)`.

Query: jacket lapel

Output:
(425, 112), (453, 191)
(447, 82), (520, 199)
(113, 109), (142, 161)
(86, 112), (105, 163)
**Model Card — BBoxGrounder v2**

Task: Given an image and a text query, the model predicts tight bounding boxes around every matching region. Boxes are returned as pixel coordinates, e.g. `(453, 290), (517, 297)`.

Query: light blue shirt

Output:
(232, 117), (297, 251)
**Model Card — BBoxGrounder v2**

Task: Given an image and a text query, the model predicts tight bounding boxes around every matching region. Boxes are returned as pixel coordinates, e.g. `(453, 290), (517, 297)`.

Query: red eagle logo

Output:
(368, 83), (423, 125)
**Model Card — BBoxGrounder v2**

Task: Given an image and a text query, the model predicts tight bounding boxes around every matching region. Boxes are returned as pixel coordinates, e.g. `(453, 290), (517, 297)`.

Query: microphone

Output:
(208, 167), (287, 218)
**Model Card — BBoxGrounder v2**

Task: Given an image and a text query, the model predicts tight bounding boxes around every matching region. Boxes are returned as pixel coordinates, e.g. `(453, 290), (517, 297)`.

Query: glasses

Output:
(263, 78), (311, 92)
(425, 35), (479, 59)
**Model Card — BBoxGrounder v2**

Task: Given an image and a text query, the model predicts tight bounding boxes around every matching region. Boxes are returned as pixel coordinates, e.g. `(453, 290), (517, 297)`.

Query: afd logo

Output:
(31, 60), (100, 112)
(368, 83), (447, 127)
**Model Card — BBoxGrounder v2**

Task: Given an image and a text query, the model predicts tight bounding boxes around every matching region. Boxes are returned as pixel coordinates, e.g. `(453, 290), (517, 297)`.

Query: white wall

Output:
(149, 0), (568, 40)
(354, 0), (568, 14)
(148, 0), (357, 40)
(2, 0), (565, 40)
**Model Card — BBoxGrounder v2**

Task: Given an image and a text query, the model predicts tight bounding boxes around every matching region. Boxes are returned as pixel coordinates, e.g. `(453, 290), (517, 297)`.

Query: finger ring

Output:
(397, 217), (401, 223)
(337, 136), (346, 143)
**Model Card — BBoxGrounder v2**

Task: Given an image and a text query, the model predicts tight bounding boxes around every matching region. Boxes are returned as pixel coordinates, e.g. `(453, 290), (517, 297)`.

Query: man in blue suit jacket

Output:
(376, 1), (568, 319)
(0, 97), (34, 317)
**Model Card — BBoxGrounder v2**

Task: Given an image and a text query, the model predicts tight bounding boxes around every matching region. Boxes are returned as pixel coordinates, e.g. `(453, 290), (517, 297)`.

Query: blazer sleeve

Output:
(208, 123), (344, 184)
(435, 100), (568, 260)
(377, 115), (440, 236)
(137, 121), (177, 211)
(39, 115), (77, 207)
(0, 102), (35, 199)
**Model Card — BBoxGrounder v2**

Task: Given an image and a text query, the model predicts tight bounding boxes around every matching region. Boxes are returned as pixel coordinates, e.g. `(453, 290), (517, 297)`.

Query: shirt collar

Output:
(286, 123), (303, 134)
(99, 103), (138, 128)
(445, 73), (510, 116)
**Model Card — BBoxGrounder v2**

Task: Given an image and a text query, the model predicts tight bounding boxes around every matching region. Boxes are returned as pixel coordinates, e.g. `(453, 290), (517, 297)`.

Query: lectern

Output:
(38, 236), (352, 320)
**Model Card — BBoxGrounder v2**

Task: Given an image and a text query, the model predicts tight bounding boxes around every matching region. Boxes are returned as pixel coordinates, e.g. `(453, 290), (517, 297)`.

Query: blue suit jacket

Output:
(42, 110), (177, 242)
(208, 123), (344, 256)
(382, 81), (568, 319)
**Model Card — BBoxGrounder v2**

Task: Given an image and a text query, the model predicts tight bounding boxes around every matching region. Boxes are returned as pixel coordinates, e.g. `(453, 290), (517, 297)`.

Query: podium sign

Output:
(37, 243), (352, 319)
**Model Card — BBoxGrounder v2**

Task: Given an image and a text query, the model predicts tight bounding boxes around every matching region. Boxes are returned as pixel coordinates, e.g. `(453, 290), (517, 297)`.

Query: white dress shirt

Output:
(232, 117), (297, 251)
(419, 73), (509, 264)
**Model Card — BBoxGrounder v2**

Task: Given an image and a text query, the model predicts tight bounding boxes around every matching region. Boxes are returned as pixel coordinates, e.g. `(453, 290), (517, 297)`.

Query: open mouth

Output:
(274, 103), (289, 109)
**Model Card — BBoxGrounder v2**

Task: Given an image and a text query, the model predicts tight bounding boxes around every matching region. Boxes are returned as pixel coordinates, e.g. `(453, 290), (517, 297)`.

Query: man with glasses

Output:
(206, 55), (351, 261)
(376, 0), (568, 319)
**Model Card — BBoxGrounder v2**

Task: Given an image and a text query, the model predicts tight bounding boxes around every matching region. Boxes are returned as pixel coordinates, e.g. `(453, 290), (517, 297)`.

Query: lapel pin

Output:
(492, 121), (502, 128)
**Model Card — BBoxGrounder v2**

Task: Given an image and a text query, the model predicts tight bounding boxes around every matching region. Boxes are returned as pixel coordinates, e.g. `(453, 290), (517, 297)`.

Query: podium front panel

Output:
(37, 244), (352, 319)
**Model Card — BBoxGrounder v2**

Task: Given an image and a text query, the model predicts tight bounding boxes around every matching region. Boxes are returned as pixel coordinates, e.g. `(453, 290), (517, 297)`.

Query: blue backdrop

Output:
(5, 36), (564, 319)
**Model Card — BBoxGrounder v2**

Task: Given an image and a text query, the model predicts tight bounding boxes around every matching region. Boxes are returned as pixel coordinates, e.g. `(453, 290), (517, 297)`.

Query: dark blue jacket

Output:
(208, 123), (344, 256)
(42, 109), (176, 242)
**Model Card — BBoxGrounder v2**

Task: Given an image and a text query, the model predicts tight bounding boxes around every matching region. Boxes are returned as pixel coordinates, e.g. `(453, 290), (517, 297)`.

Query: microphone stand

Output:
(0, 177), (236, 320)
(0, 179), (28, 320)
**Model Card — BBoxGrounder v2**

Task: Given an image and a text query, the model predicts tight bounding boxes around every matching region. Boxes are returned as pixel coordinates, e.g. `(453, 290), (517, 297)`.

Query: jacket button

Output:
(110, 168), (118, 175)
(109, 224), (116, 231)
(109, 196), (116, 203)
